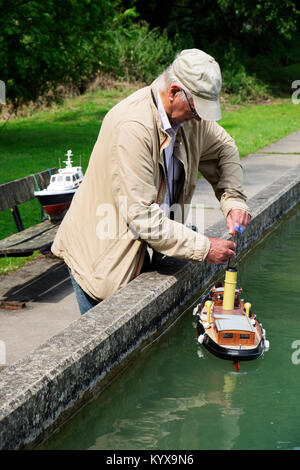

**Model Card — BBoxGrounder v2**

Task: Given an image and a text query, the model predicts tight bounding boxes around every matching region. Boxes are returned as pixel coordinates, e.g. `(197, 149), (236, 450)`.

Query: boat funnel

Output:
(223, 267), (237, 310)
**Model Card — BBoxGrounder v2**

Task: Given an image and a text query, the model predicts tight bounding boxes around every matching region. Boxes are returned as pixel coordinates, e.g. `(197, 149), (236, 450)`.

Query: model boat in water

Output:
(193, 267), (270, 370)
(34, 150), (84, 218)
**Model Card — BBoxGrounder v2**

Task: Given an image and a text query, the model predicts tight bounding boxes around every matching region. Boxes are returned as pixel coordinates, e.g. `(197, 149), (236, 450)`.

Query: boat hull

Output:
(35, 191), (75, 216)
(197, 321), (265, 362)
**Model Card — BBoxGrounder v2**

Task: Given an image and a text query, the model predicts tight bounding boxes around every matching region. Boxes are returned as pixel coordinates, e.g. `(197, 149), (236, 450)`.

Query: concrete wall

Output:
(0, 165), (299, 450)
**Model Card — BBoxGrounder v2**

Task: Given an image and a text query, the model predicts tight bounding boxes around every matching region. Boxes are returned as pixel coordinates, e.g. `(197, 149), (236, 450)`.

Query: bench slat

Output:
(0, 168), (57, 211)
(0, 220), (60, 256)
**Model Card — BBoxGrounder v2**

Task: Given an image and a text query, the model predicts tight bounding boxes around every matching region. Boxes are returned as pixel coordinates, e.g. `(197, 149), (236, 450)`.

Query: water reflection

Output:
(89, 371), (244, 451)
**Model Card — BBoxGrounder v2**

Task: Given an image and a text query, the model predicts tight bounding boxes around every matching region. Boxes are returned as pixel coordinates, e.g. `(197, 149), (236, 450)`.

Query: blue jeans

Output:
(68, 267), (100, 315)
(68, 250), (151, 315)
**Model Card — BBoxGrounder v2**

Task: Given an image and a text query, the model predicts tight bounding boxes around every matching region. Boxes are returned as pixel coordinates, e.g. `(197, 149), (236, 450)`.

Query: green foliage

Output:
(245, 45), (300, 96)
(221, 45), (269, 101)
(99, 11), (186, 83)
(0, 0), (116, 104)
(0, 1), (186, 105)
(135, 0), (300, 94)
(217, 0), (299, 40)
(0, 0), (299, 107)
(136, 0), (299, 42)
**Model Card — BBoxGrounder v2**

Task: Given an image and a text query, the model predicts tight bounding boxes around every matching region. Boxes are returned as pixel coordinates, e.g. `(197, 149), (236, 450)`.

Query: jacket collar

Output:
(150, 82), (172, 159)
(150, 82), (188, 172)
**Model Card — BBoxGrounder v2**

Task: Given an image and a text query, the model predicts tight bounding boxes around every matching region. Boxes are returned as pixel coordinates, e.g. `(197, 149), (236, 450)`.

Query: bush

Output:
(0, 3), (186, 107)
(0, 0), (116, 106)
(221, 45), (270, 102)
(98, 11), (187, 83)
(1, 1), (282, 109)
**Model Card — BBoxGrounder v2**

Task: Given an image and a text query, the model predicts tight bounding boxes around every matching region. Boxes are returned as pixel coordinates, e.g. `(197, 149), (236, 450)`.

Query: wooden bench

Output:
(0, 169), (60, 257)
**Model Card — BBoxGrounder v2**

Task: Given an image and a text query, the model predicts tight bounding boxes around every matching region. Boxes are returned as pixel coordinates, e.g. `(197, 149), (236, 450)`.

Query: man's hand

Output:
(205, 237), (236, 264)
(226, 209), (251, 236)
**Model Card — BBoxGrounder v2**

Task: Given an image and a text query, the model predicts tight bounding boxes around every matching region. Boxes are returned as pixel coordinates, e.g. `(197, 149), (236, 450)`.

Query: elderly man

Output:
(52, 49), (250, 314)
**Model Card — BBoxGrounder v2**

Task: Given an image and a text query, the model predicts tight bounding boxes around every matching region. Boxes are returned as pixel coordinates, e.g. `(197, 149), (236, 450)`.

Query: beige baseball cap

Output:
(172, 49), (222, 121)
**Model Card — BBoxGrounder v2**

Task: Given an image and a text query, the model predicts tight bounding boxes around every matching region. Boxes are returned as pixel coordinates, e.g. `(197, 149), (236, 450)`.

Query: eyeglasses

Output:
(181, 89), (199, 118)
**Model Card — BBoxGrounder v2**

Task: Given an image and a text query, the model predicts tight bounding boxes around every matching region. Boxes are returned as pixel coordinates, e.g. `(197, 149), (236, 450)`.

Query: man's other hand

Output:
(205, 238), (236, 264)
(226, 209), (251, 236)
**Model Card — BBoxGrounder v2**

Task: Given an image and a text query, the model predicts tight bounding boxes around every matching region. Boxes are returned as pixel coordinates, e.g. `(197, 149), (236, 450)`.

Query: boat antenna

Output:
(64, 149), (73, 168)
(58, 156), (61, 169)
(80, 154), (82, 167)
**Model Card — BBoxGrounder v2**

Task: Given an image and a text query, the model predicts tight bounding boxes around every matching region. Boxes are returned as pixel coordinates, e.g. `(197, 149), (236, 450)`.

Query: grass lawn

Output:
(0, 86), (300, 274)
(219, 99), (300, 157)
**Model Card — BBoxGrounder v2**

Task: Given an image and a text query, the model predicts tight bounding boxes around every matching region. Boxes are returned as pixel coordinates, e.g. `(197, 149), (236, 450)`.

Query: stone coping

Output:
(0, 165), (299, 450)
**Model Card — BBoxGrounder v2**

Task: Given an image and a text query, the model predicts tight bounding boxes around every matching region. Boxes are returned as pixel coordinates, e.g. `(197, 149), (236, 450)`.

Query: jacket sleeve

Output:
(198, 121), (250, 217)
(110, 121), (211, 262)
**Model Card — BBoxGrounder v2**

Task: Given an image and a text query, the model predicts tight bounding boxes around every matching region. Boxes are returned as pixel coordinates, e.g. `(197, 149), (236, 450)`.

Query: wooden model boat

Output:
(193, 267), (269, 369)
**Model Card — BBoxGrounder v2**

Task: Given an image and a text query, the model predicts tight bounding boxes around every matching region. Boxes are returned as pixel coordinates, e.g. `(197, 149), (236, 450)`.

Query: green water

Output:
(41, 208), (300, 450)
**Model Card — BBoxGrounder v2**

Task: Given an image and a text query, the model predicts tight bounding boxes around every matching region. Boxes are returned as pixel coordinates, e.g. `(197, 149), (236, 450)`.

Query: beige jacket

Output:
(52, 81), (249, 300)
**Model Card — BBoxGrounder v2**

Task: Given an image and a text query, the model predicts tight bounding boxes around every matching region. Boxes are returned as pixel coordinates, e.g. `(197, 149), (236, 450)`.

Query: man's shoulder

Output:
(109, 85), (152, 120)
(106, 85), (161, 135)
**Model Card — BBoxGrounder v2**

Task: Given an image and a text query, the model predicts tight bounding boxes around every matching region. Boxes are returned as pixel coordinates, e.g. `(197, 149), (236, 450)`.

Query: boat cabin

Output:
(48, 170), (82, 191)
(214, 314), (255, 346)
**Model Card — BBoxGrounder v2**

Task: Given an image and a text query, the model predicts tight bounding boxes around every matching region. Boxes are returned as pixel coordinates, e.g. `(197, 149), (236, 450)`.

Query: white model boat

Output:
(34, 150), (84, 217)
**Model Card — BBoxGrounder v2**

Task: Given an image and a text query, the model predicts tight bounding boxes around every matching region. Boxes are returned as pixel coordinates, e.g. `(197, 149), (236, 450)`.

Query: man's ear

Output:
(168, 84), (181, 102)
